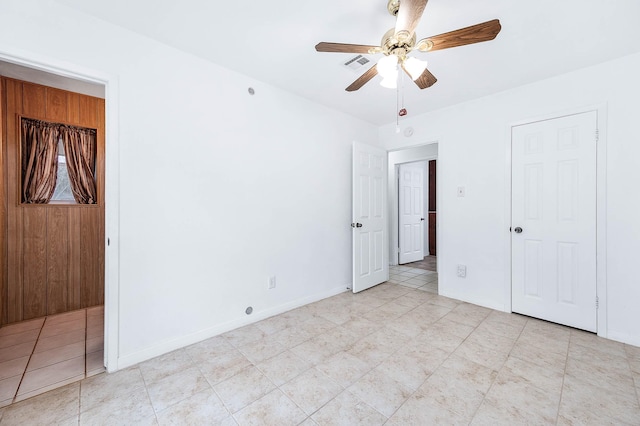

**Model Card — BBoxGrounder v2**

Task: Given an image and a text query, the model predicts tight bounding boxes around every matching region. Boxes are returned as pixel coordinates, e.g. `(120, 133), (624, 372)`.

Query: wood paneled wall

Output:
(0, 80), (5, 326)
(1, 77), (105, 325)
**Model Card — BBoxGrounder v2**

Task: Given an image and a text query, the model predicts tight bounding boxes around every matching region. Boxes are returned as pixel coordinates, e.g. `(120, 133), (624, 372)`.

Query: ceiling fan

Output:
(315, 0), (502, 92)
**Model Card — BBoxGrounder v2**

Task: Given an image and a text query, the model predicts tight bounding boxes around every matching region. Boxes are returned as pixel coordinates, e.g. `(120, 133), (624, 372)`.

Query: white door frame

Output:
(505, 104), (608, 337)
(0, 48), (121, 371)
(388, 144), (438, 267)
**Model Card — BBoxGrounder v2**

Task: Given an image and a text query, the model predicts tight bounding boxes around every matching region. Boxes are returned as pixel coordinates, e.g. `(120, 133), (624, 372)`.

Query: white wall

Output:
(0, 0), (378, 368)
(379, 52), (640, 347)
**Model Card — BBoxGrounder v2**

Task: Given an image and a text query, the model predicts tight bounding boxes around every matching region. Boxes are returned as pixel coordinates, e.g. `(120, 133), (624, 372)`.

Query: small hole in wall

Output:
(248, 87), (255, 95)
(245, 306), (253, 315)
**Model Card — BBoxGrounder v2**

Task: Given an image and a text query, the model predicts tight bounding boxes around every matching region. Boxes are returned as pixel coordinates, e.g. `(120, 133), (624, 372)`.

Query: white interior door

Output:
(511, 111), (597, 332)
(352, 142), (388, 293)
(398, 163), (424, 264)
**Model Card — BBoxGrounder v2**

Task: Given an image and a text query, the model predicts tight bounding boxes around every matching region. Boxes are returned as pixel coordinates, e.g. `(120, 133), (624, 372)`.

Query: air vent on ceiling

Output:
(342, 55), (371, 73)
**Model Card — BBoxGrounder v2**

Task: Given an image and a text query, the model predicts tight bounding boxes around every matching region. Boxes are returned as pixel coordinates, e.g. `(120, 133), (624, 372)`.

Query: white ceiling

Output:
(56, 0), (640, 125)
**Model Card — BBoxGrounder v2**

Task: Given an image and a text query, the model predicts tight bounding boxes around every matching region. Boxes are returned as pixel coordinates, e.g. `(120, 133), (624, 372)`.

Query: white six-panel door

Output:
(398, 163), (424, 264)
(511, 111), (597, 332)
(352, 142), (388, 293)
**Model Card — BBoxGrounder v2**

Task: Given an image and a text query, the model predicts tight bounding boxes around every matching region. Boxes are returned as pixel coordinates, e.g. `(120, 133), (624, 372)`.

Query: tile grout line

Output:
(136, 360), (160, 424)
(77, 310), (84, 424)
(12, 317), (47, 405)
(354, 282), (441, 423)
(555, 331), (573, 424)
(631, 346), (640, 409)
(5, 309), (98, 410)
(84, 309), (87, 380)
(630, 347), (640, 410)
(466, 315), (530, 424)
(221, 302), (409, 423)
(392, 294), (538, 423)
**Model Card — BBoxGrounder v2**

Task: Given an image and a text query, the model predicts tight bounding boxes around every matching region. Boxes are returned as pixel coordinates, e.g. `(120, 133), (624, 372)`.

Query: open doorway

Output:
(0, 61), (108, 406)
(387, 142), (438, 292)
(388, 142), (438, 272)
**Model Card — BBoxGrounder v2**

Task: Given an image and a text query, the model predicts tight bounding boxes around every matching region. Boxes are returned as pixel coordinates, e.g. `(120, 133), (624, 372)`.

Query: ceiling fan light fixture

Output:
(377, 54), (399, 79)
(404, 57), (428, 81)
(379, 74), (398, 89)
(314, 0), (502, 93)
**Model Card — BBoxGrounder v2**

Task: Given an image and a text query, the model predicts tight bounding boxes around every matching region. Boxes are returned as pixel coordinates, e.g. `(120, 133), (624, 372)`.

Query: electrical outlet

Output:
(456, 265), (467, 278)
(268, 276), (276, 289)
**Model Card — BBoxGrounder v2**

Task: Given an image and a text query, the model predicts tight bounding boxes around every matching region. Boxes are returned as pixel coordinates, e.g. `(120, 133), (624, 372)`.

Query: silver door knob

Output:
(351, 223), (363, 228)
(420, 218), (425, 221)
(514, 227), (523, 233)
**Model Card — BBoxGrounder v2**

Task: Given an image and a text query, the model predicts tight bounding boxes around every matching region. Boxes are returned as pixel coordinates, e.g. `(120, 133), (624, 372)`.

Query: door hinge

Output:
(595, 296), (599, 309)
(107, 238), (110, 246)
(595, 129), (599, 142)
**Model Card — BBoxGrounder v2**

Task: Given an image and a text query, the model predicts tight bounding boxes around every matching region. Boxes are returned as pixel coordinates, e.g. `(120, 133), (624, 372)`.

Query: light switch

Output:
(457, 186), (465, 197)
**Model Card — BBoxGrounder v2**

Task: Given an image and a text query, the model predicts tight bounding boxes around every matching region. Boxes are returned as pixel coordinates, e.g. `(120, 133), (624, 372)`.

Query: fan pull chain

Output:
(401, 70), (406, 109)
(398, 73), (407, 117)
(396, 69), (407, 133)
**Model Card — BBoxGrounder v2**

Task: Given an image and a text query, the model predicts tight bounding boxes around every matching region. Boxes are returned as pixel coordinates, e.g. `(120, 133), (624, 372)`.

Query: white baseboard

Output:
(607, 330), (640, 348)
(438, 289), (505, 312)
(114, 285), (349, 371)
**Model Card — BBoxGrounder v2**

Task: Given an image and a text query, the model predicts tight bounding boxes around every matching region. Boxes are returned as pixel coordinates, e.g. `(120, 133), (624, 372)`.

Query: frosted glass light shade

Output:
(380, 73), (398, 89)
(404, 57), (428, 80)
(377, 55), (399, 78)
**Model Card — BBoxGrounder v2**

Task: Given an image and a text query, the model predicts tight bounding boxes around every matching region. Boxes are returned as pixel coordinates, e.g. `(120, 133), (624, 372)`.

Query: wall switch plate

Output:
(457, 186), (465, 197)
(456, 265), (467, 278)
(268, 276), (276, 289)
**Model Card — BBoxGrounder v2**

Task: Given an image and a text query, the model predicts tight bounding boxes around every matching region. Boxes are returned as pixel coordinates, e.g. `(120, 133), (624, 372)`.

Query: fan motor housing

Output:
(381, 28), (416, 58)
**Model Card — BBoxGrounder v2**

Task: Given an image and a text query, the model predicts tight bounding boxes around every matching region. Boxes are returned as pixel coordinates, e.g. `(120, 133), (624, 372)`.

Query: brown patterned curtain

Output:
(21, 118), (60, 203)
(59, 125), (97, 204)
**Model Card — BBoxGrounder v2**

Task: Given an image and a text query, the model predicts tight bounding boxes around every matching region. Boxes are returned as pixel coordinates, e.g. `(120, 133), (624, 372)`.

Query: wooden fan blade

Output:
(346, 64), (379, 92)
(417, 19), (501, 52)
(315, 42), (380, 54)
(401, 64), (437, 89)
(395, 0), (428, 38)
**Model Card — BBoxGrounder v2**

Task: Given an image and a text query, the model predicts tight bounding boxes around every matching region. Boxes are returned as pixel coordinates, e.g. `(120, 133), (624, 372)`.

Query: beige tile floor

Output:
(401, 255), (437, 272)
(0, 306), (104, 408)
(389, 263), (439, 294)
(1, 270), (639, 425)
